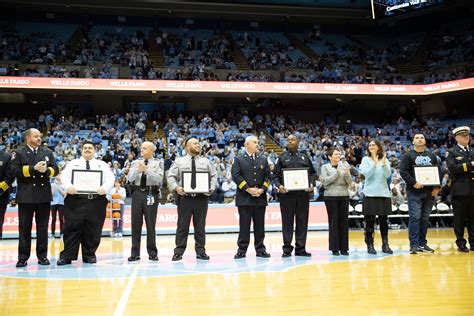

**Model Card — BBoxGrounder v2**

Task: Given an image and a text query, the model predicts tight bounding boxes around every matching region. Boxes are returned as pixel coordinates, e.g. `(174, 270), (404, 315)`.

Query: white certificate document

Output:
(72, 170), (103, 193)
(283, 168), (309, 191)
(182, 171), (210, 193)
(414, 166), (440, 186)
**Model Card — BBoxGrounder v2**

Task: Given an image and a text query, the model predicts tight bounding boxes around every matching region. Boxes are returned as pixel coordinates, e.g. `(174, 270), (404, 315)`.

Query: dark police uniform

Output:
(273, 151), (316, 256)
(446, 143), (474, 250)
(231, 151), (271, 256)
(10, 145), (58, 262)
(127, 158), (164, 259)
(0, 150), (14, 239)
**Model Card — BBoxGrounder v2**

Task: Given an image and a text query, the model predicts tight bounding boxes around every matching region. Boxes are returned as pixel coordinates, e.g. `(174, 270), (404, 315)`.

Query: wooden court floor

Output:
(0, 229), (473, 315)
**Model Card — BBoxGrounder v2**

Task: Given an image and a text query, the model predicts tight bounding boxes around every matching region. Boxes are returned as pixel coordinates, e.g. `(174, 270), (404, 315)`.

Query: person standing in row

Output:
(167, 137), (217, 261)
(11, 128), (58, 267)
(273, 134), (316, 258)
(400, 133), (440, 254)
(360, 139), (393, 255)
(446, 126), (474, 252)
(232, 135), (272, 259)
(127, 141), (164, 262)
(320, 147), (352, 256)
(0, 148), (14, 240)
(57, 141), (114, 265)
(50, 174), (66, 238)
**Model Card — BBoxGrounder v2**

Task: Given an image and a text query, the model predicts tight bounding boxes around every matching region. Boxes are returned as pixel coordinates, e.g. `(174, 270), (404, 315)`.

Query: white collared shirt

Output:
(61, 157), (115, 193)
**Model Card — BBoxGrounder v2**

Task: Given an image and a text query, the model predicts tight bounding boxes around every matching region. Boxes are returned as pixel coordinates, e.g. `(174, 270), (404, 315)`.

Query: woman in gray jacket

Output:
(320, 147), (353, 256)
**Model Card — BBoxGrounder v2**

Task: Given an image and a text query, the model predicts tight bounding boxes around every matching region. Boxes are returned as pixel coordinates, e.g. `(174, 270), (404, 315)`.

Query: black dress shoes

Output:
(38, 258), (50, 265)
(256, 251), (271, 258)
(295, 251), (312, 257)
(57, 258), (72, 266)
(172, 254), (182, 261)
(128, 256), (141, 262)
(149, 255), (159, 261)
(234, 252), (246, 259)
(196, 253), (210, 260)
(282, 252), (292, 258)
(340, 250), (349, 256)
(83, 257), (97, 264)
(16, 259), (27, 268)
(458, 246), (469, 253)
(332, 251), (340, 256)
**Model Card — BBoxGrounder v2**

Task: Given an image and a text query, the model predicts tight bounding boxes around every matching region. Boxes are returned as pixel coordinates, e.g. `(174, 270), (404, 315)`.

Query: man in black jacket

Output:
(446, 126), (474, 252)
(10, 128), (59, 267)
(232, 135), (271, 259)
(0, 149), (14, 239)
(400, 133), (440, 254)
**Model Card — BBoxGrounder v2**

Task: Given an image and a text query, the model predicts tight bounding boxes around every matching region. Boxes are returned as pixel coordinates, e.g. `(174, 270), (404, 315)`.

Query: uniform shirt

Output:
(359, 156), (391, 198)
(446, 144), (474, 196)
(61, 158), (115, 194)
(167, 154), (217, 192)
(273, 150), (317, 194)
(127, 158), (164, 186)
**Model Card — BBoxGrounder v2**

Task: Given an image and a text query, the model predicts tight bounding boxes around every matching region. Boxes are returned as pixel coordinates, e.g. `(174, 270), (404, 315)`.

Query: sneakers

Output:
(417, 244), (435, 253)
(409, 246), (418, 254)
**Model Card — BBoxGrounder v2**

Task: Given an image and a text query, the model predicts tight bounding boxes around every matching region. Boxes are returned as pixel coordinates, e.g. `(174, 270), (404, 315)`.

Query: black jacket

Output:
(273, 151), (317, 198)
(0, 150), (14, 204)
(231, 152), (271, 206)
(446, 145), (474, 196)
(400, 149), (441, 193)
(10, 145), (58, 204)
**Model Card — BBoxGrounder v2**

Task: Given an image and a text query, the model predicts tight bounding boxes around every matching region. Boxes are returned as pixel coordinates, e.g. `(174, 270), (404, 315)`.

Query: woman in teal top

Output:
(360, 139), (393, 255)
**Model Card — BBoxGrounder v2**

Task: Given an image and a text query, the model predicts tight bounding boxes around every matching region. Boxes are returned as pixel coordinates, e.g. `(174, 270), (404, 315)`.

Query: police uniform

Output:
(0, 150), (14, 239)
(60, 158), (114, 263)
(273, 151), (316, 256)
(10, 145), (58, 263)
(231, 151), (271, 256)
(446, 126), (474, 251)
(127, 158), (164, 259)
(167, 155), (217, 258)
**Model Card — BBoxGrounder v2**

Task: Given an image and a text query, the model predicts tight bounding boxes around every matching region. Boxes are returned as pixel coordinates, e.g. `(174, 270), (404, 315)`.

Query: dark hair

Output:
(81, 140), (95, 148)
(366, 139), (384, 159)
(326, 147), (339, 158)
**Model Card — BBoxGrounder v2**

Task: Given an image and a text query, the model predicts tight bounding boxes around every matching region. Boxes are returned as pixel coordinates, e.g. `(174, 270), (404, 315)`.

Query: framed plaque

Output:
(414, 166), (440, 186)
(282, 168), (310, 191)
(182, 171), (210, 193)
(71, 170), (103, 193)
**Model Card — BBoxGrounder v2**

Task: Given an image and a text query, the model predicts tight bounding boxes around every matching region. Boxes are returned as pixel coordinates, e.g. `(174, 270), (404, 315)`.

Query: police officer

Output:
(0, 149), (14, 239)
(273, 134), (316, 257)
(167, 137), (217, 261)
(446, 126), (474, 252)
(127, 141), (164, 262)
(10, 128), (58, 267)
(57, 141), (114, 265)
(232, 135), (271, 259)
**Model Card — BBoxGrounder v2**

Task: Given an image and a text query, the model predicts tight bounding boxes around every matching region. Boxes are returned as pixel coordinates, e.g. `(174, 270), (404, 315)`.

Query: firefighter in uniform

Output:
(57, 141), (114, 265)
(232, 135), (271, 259)
(167, 137), (217, 261)
(127, 141), (164, 262)
(273, 134), (316, 257)
(10, 128), (58, 267)
(446, 126), (474, 252)
(0, 149), (14, 239)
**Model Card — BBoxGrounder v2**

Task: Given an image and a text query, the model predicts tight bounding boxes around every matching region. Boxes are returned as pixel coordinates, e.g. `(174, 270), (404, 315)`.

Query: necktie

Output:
(86, 160), (90, 170)
(191, 157), (196, 189)
(33, 149), (37, 155)
(140, 160), (148, 188)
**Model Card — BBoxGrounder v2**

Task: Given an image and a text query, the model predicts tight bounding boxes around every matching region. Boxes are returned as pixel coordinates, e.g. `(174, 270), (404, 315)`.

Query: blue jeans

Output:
(407, 190), (434, 248)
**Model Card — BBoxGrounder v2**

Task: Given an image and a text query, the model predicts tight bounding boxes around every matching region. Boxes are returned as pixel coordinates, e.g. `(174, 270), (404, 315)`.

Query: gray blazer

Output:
(320, 163), (352, 198)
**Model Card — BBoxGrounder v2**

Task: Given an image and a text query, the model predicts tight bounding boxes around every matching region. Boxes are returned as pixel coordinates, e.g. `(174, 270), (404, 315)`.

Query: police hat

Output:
(452, 126), (470, 136)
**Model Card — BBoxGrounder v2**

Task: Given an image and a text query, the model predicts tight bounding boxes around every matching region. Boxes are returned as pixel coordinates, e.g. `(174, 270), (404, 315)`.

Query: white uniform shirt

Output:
(61, 157), (115, 194)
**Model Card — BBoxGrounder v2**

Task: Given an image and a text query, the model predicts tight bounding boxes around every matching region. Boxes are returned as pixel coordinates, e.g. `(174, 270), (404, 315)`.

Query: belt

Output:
(184, 193), (206, 198)
(132, 185), (160, 192)
(74, 193), (100, 200)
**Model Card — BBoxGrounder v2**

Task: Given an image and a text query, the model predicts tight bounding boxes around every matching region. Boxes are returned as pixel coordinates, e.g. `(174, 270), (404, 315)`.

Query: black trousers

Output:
(364, 215), (389, 238)
(18, 202), (50, 260)
(131, 190), (159, 257)
(0, 203), (6, 238)
(280, 194), (310, 254)
(324, 199), (349, 252)
(237, 205), (267, 253)
(174, 195), (208, 255)
(60, 196), (107, 261)
(50, 204), (64, 235)
(452, 195), (474, 248)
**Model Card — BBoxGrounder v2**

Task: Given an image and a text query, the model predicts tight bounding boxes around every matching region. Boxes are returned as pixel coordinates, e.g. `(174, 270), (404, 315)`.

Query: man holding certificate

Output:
(232, 135), (272, 259)
(273, 134), (316, 258)
(400, 133), (441, 254)
(167, 137), (217, 261)
(446, 126), (474, 252)
(57, 141), (115, 265)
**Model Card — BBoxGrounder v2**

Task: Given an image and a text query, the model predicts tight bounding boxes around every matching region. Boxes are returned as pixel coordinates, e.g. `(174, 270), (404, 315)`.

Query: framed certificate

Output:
(182, 171), (210, 193)
(71, 170), (103, 193)
(414, 166), (440, 186)
(282, 168), (310, 191)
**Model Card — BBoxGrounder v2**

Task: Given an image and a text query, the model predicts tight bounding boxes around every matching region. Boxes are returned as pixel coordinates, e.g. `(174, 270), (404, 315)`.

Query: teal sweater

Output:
(360, 156), (391, 198)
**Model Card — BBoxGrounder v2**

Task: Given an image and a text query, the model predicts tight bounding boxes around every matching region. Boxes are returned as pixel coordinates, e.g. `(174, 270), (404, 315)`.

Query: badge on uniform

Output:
(146, 194), (155, 206)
